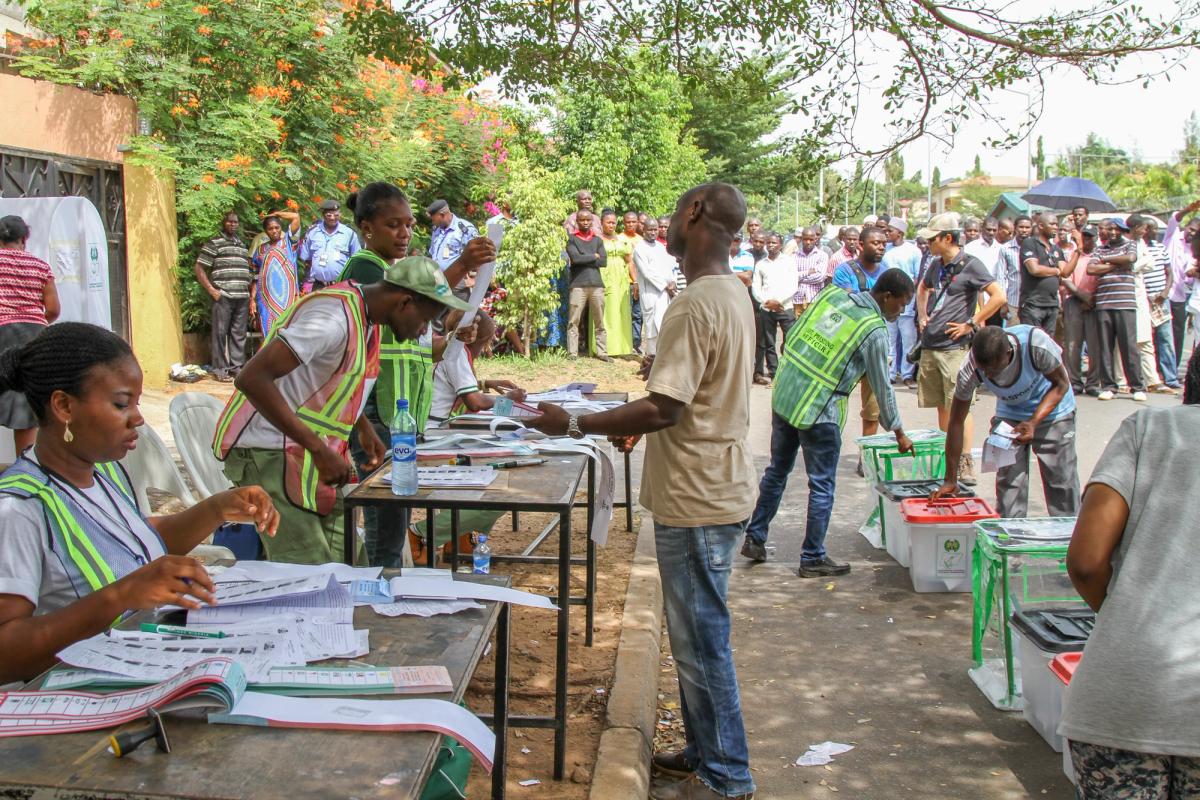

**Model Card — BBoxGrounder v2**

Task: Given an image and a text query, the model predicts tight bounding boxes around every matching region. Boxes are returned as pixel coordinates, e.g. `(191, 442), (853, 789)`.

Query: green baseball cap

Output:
(383, 256), (473, 311)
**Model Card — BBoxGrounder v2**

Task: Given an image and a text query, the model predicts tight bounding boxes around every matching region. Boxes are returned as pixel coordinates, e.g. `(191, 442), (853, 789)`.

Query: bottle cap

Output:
(478, 535), (487, 543)
(397, 399), (409, 411)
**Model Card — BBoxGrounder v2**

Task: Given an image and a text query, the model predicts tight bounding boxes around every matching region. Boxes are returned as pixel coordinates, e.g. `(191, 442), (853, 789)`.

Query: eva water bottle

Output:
(391, 399), (418, 496)
(472, 535), (492, 574)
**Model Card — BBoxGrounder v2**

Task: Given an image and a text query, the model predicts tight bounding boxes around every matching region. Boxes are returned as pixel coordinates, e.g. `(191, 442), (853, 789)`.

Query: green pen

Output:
(139, 623), (225, 639)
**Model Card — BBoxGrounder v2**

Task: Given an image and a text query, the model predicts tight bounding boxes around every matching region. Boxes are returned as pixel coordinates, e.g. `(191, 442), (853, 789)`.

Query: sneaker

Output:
(1132, 391), (1147, 402)
(740, 538), (769, 562)
(958, 454), (977, 487)
(652, 749), (696, 779)
(1085, 388), (1101, 397)
(649, 773), (753, 800)
(798, 557), (851, 578)
(1098, 390), (1115, 401)
(753, 375), (771, 386)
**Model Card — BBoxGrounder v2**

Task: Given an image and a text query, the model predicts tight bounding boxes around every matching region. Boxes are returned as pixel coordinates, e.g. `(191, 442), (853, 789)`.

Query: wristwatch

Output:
(567, 415), (585, 439)
(968, 320), (980, 332)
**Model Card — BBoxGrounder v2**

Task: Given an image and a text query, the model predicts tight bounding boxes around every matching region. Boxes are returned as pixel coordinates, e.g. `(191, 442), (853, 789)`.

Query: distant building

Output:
(988, 192), (1050, 222)
(931, 176), (1030, 215)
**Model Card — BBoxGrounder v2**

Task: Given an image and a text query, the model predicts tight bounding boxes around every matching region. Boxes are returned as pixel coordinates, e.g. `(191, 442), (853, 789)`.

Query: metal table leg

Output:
(491, 603), (510, 800)
(343, 503), (357, 566)
(553, 509), (570, 780)
(624, 450), (633, 531)
(426, 507), (437, 567)
(585, 460), (596, 648)
(450, 508), (461, 572)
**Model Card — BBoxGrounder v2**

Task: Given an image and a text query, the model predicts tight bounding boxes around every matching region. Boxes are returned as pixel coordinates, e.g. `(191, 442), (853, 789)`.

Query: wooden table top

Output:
(1, 573), (508, 800)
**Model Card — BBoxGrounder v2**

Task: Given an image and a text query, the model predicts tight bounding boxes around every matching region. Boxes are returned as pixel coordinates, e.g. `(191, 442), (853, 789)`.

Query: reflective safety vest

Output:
(0, 458), (163, 605)
(338, 250), (433, 429)
(213, 283), (380, 515)
(772, 286), (887, 429)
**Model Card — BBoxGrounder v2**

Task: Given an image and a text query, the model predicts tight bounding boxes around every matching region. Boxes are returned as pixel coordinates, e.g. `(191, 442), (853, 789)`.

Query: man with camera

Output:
(913, 213), (1008, 486)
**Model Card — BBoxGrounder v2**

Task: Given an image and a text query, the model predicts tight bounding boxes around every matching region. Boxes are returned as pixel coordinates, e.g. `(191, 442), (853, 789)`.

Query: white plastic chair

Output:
(169, 393), (233, 499)
(119, 423), (197, 515)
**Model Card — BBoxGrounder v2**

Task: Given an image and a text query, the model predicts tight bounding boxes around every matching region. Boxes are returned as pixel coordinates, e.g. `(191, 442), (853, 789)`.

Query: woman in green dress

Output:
(593, 210), (635, 357)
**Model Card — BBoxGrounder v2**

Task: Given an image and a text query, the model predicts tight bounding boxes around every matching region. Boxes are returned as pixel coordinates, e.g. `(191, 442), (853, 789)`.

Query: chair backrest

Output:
(169, 392), (233, 499)
(120, 423), (197, 514)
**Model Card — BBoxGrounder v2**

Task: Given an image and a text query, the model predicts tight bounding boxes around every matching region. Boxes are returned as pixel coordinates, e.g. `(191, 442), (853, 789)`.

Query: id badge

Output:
(319, 254), (328, 267)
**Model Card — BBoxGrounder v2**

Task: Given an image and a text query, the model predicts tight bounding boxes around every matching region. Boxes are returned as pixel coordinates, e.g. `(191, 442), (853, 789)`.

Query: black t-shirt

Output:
(1019, 236), (1065, 309)
(920, 251), (995, 350)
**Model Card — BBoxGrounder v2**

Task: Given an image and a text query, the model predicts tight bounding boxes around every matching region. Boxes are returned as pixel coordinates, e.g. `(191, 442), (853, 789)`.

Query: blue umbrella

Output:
(1021, 177), (1116, 212)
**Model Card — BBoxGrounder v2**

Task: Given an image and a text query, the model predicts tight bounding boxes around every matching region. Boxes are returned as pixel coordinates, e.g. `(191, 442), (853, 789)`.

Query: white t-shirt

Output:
(234, 296), (376, 450)
(963, 238), (1004, 281)
(0, 467), (165, 615)
(428, 344), (479, 426)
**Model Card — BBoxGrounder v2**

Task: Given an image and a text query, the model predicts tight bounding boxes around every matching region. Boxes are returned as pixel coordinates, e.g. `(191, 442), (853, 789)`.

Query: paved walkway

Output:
(725, 382), (1174, 799)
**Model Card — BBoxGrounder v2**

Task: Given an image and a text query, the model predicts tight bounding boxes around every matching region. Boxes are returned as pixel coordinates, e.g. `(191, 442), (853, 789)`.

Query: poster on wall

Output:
(0, 196), (113, 331)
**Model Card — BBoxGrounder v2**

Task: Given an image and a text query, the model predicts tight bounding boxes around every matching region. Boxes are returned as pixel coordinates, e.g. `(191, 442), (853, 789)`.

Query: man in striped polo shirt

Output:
(194, 211), (254, 382)
(1140, 217), (1181, 391)
(1087, 218), (1146, 401)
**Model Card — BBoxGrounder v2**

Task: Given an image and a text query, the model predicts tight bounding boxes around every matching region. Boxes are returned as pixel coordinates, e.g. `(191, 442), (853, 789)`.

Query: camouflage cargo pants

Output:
(1071, 740), (1200, 799)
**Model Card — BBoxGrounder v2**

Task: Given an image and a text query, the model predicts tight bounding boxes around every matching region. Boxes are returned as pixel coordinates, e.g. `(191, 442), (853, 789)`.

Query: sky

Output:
(789, 0), (1200, 184)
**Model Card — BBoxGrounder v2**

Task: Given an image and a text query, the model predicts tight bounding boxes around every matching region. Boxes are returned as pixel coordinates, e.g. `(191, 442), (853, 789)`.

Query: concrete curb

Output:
(589, 514), (663, 800)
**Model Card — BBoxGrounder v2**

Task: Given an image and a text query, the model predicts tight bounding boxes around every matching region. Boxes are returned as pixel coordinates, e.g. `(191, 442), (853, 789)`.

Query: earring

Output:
(64, 423), (74, 443)
(366, 232), (373, 240)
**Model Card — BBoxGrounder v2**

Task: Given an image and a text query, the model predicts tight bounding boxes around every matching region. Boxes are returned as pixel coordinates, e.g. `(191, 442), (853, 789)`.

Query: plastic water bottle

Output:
(390, 399), (418, 496)
(472, 535), (492, 574)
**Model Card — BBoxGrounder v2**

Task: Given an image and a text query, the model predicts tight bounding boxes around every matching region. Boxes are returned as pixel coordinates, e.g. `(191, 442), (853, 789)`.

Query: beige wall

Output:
(124, 164), (184, 387)
(1, 73), (184, 384)
(0, 73), (136, 163)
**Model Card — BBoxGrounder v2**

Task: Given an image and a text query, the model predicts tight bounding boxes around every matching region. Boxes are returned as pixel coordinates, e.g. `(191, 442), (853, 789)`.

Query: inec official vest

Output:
(979, 325), (1076, 423)
(0, 458), (163, 604)
(213, 283), (380, 515)
(338, 250), (433, 429)
(772, 286), (887, 429)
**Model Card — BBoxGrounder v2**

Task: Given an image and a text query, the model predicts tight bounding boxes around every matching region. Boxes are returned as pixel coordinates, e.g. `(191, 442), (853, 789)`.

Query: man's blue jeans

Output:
(655, 520), (755, 797)
(888, 315), (918, 380)
(746, 415), (841, 564)
(1152, 319), (1180, 387)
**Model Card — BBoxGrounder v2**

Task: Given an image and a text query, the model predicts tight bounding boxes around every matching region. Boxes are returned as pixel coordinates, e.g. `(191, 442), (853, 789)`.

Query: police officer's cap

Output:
(319, 199), (340, 212)
(426, 199), (450, 216)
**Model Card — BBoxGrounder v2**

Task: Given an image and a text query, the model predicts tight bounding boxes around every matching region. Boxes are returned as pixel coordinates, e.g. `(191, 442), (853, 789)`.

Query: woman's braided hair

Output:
(0, 323), (133, 423)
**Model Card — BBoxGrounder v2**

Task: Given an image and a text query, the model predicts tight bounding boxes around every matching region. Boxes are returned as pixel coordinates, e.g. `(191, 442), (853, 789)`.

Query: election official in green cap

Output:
(215, 183), (484, 566)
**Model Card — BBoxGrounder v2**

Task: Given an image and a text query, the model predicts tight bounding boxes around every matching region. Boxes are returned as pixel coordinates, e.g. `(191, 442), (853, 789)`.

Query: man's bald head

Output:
(666, 182), (747, 262)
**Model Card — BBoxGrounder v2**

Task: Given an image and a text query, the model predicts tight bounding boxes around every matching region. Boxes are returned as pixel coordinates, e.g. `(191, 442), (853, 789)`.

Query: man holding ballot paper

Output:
(933, 324), (1080, 517)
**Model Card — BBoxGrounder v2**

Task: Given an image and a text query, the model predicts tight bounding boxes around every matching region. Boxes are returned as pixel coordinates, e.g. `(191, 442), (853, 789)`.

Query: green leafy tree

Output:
(550, 49), (708, 214)
(494, 158), (570, 355)
(1181, 112), (1200, 164)
(1033, 136), (1047, 180)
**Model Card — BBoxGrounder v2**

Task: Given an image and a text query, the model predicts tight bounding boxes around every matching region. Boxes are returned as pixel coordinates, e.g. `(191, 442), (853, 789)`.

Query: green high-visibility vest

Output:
(339, 251), (434, 428)
(772, 286), (886, 429)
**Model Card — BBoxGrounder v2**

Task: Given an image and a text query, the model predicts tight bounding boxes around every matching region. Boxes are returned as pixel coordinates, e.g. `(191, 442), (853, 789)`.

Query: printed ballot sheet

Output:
(58, 632), (300, 683)
(212, 561), (382, 584)
(210, 693), (497, 771)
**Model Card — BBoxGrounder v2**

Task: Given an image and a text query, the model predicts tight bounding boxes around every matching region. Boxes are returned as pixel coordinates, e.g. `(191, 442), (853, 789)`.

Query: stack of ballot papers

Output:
(41, 663), (454, 696)
(5, 658), (497, 770)
(352, 573), (557, 610)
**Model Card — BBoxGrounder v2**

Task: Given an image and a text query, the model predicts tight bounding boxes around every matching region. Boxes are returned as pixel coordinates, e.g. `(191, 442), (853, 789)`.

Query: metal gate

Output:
(0, 145), (130, 339)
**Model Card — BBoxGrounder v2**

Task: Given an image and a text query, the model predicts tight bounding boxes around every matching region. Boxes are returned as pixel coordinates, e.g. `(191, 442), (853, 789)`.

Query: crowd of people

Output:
(1, 179), (1200, 799)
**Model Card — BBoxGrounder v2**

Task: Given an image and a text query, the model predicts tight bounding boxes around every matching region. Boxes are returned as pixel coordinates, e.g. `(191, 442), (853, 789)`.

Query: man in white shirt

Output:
(634, 218), (678, 356)
(964, 216), (1007, 327)
(880, 219), (923, 385)
(752, 232), (799, 385)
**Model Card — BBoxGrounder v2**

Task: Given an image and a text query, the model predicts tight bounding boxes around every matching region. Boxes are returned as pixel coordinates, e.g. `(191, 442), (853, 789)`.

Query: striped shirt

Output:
(196, 234), (253, 298)
(1093, 239), (1138, 311)
(1143, 241), (1170, 298)
(0, 249), (53, 326)
(793, 247), (830, 305)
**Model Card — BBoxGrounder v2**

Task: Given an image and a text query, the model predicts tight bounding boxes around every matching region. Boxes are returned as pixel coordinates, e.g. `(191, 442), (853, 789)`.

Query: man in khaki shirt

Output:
(532, 183), (756, 800)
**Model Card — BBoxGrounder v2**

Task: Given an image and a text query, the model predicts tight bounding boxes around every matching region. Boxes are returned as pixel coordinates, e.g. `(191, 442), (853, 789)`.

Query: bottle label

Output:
(392, 434), (417, 463)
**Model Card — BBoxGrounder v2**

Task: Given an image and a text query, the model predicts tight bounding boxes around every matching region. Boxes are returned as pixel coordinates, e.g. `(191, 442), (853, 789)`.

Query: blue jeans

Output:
(746, 415), (841, 564)
(1152, 319), (1180, 387)
(888, 315), (918, 380)
(630, 292), (643, 350)
(655, 520), (754, 797)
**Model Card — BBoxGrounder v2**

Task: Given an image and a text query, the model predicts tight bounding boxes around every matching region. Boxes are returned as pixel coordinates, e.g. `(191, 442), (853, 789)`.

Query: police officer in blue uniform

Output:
(427, 199), (479, 299)
(299, 199), (361, 292)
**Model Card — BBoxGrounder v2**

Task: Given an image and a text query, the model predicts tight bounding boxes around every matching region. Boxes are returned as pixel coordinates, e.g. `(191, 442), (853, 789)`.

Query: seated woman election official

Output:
(0, 323), (279, 683)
